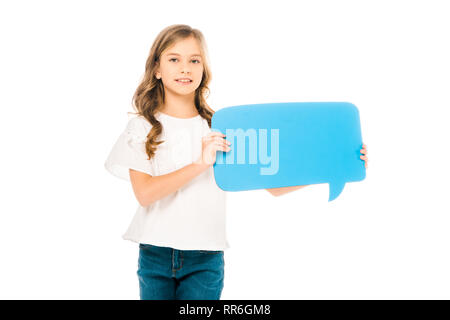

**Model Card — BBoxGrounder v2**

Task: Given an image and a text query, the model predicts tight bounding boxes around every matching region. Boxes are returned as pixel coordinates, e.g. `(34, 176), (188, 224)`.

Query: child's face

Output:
(156, 36), (204, 96)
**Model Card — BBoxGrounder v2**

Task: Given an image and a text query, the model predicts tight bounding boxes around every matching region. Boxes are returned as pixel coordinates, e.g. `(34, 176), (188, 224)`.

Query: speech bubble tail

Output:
(328, 181), (346, 202)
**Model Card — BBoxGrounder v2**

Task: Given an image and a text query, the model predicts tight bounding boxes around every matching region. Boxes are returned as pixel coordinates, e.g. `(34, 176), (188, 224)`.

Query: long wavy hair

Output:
(129, 24), (215, 160)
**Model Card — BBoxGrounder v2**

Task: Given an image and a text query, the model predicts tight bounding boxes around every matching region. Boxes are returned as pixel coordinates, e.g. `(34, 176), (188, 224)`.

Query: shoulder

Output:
(125, 115), (152, 135)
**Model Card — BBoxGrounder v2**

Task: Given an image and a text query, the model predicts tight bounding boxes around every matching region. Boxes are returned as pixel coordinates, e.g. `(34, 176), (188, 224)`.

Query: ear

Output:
(154, 63), (161, 79)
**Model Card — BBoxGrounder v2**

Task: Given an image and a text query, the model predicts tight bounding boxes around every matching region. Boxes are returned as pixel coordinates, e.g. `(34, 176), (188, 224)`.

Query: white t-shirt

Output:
(104, 111), (230, 251)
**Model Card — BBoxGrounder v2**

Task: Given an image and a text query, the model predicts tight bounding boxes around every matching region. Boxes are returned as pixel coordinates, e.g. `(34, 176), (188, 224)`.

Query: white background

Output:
(1, 0), (449, 299)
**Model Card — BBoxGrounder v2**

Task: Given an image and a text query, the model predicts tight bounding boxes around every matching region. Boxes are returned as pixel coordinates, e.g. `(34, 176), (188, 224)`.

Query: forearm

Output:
(140, 162), (209, 206)
(266, 185), (309, 197)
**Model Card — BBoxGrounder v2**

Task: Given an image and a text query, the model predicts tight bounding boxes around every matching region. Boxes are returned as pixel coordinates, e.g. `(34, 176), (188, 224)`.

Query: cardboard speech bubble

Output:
(211, 102), (366, 201)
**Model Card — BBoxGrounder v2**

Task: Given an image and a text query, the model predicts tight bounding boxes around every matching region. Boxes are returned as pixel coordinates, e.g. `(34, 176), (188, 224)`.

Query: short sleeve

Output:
(104, 117), (155, 181)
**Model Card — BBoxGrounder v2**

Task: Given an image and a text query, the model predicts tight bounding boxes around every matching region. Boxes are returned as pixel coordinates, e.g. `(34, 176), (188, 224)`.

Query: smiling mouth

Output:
(175, 79), (193, 84)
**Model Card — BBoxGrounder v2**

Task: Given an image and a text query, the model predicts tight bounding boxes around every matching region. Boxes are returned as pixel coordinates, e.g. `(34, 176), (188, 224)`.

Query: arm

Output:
(265, 185), (309, 197)
(130, 131), (230, 207)
(129, 162), (209, 207)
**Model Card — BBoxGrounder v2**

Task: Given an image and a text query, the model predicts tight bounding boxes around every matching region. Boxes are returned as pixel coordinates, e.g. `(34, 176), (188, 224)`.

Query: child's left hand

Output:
(360, 144), (368, 169)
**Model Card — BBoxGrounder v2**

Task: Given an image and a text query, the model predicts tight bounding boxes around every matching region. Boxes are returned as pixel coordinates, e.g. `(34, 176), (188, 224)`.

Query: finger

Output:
(204, 135), (224, 143)
(212, 136), (224, 144)
(213, 140), (229, 147)
(209, 137), (229, 147)
(207, 131), (226, 138)
(212, 136), (231, 145)
(202, 133), (223, 143)
(213, 142), (231, 152)
(360, 155), (368, 160)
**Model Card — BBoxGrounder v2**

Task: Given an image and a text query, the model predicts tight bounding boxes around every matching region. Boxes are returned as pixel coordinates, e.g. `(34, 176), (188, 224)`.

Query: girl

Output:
(104, 24), (369, 300)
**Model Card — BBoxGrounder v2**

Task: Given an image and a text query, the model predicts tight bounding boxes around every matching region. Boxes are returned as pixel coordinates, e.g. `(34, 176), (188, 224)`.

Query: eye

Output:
(169, 58), (201, 63)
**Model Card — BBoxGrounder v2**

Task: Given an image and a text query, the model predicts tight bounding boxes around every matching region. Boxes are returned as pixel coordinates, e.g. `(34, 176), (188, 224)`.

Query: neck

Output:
(160, 90), (199, 118)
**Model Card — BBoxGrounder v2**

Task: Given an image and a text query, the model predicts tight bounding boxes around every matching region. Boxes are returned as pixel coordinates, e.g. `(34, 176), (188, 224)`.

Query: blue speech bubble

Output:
(211, 102), (366, 201)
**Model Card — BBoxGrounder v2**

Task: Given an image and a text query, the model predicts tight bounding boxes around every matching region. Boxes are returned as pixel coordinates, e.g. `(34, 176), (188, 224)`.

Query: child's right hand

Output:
(194, 132), (231, 166)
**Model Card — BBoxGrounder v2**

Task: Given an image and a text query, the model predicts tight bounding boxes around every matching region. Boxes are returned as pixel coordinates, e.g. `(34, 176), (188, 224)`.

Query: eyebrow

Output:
(166, 53), (202, 58)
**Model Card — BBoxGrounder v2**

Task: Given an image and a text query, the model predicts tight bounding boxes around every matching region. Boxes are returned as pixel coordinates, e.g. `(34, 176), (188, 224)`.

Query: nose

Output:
(181, 63), (191, 74)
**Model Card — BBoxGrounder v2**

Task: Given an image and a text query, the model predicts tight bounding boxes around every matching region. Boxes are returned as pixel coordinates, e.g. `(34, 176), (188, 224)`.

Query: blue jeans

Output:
(137, 243), (225, 300)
